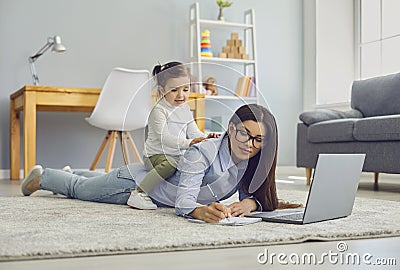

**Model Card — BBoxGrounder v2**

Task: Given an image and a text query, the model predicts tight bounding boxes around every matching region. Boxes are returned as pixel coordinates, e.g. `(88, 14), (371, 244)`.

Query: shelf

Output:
(189, 2), (259, 111)
(197, 19), (253, 29)
(200, 57), (255, 65)
(205, 95), (257, 101)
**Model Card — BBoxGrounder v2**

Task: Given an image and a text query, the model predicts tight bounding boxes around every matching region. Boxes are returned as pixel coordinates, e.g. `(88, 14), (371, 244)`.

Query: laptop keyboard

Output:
(273, 213), (304, 221)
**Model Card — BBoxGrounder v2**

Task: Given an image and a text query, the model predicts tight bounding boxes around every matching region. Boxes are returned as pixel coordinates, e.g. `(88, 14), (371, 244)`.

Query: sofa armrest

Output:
(299, 109), (363, 126)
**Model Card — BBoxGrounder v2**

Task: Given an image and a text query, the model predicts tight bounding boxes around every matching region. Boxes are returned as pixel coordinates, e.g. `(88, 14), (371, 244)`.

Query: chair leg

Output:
(118, 131), (131, 165)
(91, 130), (141, 171)
(105, 131), (118, 172)
(306, 168), (312, 186)
(374, 172), (379, 191)
(125, 131), (143, 163)
(90, 131), (112, 170)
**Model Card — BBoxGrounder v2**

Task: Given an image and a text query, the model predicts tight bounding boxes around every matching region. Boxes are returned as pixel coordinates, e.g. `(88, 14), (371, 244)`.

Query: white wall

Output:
(0, 0), (303, 172)
(316, 0), (354, 105)
(303, 0), (354, 109)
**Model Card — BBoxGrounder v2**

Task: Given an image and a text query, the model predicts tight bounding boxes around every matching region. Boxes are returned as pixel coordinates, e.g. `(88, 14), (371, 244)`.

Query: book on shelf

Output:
(248, 77), (256, 97)
(234, 76), (254, 97)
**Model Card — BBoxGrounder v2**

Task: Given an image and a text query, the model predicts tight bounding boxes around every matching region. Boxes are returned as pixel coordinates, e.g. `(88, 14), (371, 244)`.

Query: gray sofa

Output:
(297, 72), (400, 188)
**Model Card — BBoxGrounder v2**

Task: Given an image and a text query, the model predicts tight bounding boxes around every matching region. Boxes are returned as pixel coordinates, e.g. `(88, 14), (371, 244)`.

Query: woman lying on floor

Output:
(21, 104), (298, 223)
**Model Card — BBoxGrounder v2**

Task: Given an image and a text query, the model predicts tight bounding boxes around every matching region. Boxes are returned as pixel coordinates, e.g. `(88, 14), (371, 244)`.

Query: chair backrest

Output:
(86, 68), (151, 131)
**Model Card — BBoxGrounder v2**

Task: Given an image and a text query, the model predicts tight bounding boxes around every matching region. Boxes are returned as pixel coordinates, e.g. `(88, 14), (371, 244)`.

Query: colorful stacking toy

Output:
(200, 29), (213, 57)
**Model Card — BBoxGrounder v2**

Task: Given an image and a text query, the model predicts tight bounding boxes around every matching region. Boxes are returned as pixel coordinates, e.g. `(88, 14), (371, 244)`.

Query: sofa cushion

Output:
(351, 72), (400, 117)
(299, 109), (363, 126)
(307, 119), (358, 143)
(353, 115), (400, 141)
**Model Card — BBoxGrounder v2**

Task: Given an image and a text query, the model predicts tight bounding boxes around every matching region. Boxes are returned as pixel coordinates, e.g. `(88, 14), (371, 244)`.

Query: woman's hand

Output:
(189, 203), (231, 223)
(228, 198), (257, 217)
(189, 137), (207, 146)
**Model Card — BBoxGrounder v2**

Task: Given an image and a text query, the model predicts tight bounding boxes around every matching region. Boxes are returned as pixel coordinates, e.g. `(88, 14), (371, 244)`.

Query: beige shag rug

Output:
(0, 189), (399, 261)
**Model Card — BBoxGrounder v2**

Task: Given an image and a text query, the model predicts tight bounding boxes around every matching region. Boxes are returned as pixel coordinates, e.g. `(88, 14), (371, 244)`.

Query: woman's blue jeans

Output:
(40, 166), (137, 205)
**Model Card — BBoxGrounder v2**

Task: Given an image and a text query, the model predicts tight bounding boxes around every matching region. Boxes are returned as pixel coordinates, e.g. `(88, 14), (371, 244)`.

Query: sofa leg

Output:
(306, 168), (312, 185)
(374, 172), (379, 191)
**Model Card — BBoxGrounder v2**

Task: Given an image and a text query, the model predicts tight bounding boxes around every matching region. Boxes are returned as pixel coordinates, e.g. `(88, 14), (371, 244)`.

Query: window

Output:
(357, 0), (400, 79)
(303, 0), (400, 110)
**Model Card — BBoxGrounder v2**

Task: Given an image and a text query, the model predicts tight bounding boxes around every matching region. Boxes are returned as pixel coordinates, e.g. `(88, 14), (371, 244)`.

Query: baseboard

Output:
(2, 167), (399, 181)
(0, 169), (22, 180)
(1, 167), (305, 180)
(276, 166), (400, 180)
(0, 168), (107, 180)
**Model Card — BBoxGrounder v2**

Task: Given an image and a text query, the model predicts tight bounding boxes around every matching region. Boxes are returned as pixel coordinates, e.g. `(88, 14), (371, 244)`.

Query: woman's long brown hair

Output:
(229, 104), (279, 211)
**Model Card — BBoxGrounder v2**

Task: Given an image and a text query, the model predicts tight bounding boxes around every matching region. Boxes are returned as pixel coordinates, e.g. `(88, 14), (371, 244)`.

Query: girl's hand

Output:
(189, 137), (207, 146)
(206, 133), (221, 139)
(189, 203), (231, 223)
(228, 199), (257, 217)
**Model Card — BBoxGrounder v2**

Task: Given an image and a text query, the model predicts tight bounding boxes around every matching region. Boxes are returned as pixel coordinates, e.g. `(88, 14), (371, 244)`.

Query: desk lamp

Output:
(28, 35), (66, 85)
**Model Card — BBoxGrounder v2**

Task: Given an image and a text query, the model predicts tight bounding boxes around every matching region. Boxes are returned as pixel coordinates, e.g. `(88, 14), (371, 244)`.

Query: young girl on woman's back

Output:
(127, 61), (218, 209)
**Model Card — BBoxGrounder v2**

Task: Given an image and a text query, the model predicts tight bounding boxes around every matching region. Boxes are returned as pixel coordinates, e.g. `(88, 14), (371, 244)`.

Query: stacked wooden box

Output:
(219, 33), (249, 60)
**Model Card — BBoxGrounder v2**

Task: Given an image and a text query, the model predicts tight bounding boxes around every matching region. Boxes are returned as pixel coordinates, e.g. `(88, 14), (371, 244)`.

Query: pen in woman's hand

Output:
(207, 184), (231, 219)
(206, 184), (219, 202)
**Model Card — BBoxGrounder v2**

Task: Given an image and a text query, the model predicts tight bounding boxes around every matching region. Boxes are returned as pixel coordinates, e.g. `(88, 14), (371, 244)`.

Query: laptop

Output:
(248, 154), (366, 224)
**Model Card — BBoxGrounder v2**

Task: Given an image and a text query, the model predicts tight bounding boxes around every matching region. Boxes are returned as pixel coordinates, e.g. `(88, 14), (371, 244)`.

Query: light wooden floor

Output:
(0, 172), (399, 270)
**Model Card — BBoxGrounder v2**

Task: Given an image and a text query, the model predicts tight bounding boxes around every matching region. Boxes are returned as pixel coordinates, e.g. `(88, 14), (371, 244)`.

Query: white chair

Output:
(86, 68), (151, 172)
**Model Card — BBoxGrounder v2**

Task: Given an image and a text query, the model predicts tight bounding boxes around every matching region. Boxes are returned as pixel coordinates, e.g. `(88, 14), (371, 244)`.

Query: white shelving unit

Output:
(189, 2), (259, 104)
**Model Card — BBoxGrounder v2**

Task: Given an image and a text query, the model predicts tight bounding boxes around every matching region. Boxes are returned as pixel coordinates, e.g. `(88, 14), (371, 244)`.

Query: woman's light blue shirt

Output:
(127, 134), (262, 216)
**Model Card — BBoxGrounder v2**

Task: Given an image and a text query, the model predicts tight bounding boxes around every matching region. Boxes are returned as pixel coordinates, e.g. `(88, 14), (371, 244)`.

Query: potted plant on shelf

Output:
(217, 0), (233, 21)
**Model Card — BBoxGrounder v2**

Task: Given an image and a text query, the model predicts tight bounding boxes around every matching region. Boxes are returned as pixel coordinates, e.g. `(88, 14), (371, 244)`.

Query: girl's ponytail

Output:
(152, 64), (163, 76)
(152, 61), (189, 88)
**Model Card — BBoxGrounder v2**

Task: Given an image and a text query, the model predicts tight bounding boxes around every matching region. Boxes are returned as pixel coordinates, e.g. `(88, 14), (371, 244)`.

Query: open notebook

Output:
(188, 217), (262, 226)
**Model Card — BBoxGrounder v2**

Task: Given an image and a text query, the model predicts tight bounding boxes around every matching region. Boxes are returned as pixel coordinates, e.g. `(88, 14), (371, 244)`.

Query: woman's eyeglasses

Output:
(232, 125), (264, 149)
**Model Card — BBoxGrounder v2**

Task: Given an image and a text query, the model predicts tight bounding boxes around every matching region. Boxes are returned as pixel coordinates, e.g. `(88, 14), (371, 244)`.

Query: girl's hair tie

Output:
(152, 64), (163, 76)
